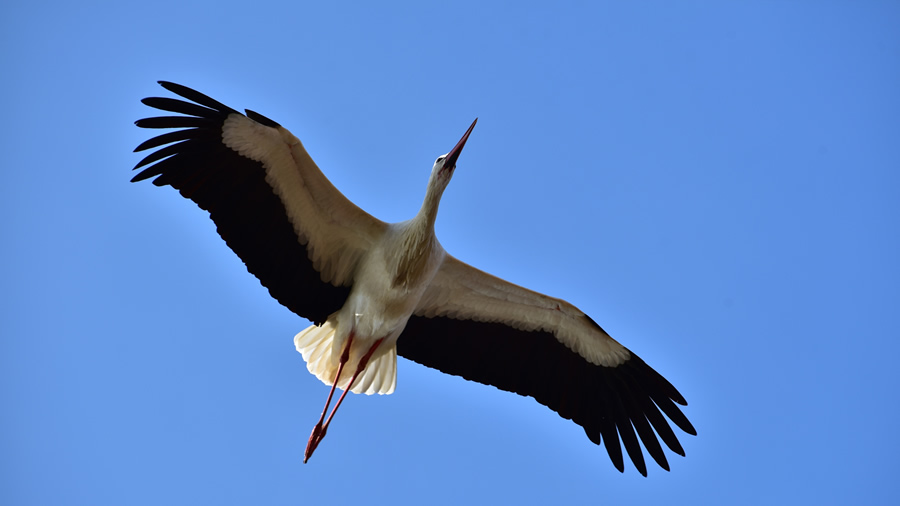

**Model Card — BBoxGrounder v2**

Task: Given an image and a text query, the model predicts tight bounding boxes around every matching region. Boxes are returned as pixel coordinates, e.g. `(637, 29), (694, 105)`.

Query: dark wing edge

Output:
(132, 81), (348, 324)
(397, 315), (697, 476)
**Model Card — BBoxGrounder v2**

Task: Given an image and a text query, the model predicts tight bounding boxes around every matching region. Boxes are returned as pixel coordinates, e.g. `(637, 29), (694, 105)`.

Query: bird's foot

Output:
(304, 422), (327, 463)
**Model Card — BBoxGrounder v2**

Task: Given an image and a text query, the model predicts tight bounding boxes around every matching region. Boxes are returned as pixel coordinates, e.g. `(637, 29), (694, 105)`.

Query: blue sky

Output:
(3, 1), (899, 504)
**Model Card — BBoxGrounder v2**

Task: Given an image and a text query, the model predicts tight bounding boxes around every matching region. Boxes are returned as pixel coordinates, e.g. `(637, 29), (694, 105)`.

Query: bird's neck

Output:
(388, 181), (444, 289)
(417, 178), (445, 231)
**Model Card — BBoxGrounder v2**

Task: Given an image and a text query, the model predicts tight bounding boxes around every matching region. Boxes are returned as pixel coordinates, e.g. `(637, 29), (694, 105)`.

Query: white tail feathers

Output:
(294, 322), (397, 395)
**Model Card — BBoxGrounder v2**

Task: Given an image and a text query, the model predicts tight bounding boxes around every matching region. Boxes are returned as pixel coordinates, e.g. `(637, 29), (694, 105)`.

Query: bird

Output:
(131, 81), (696, 475)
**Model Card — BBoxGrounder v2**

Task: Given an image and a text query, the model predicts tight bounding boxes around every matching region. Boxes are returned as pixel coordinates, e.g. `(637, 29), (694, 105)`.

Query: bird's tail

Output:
(294, 322), (397, 395)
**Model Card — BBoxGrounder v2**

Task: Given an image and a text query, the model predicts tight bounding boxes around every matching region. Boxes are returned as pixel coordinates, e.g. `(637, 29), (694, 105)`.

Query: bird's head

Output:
(431, 118), (477, 189)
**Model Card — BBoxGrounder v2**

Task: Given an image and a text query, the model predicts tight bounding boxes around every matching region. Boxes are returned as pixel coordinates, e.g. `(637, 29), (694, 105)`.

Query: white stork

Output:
(132, 81), (695, 475)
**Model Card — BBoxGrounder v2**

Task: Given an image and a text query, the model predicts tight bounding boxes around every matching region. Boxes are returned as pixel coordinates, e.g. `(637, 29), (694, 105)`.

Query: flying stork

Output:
(132, 81), (696, 475)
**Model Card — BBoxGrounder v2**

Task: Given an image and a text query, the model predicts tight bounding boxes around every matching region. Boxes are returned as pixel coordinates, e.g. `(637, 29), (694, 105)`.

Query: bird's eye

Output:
(435, 155), (446, 165)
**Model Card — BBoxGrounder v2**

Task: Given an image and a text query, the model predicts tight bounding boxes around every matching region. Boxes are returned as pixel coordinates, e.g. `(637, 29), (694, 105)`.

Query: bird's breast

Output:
(341, 232), (444, 341)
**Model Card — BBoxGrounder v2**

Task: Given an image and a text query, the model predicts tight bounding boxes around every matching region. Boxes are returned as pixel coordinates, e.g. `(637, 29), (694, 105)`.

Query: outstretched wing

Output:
(400, 255), (696, 475)
(133, 82), (387, 324)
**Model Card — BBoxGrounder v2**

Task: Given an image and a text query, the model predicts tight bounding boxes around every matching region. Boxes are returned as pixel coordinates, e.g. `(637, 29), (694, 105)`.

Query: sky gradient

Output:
(3, 1), (899, 504)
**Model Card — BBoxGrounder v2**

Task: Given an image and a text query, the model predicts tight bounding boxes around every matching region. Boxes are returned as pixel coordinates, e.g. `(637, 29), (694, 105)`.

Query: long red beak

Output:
(445, 118), (477, 169)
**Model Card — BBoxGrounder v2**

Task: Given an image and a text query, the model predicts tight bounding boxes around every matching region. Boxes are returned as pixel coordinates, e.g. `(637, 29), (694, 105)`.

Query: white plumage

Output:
(295, 321), (398, 395)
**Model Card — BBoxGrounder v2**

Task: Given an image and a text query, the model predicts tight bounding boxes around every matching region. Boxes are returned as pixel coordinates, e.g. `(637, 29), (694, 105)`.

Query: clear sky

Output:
(3, 1), (899, 504)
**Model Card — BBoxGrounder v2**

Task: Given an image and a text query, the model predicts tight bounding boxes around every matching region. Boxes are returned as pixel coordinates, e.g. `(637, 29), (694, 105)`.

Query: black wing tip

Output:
(157, 80), (185, 93)
(624, 352), (690, 405)
(669, 387), (689, 406)
(132, 81), (238, 183)
(156, 81), (188, 97)
(590, 349), (695, 474)
(130, 167), (158, 183)
(621, 353), (698, 433)
(151, 81), (241, 116)
(245, 109), (280, 128)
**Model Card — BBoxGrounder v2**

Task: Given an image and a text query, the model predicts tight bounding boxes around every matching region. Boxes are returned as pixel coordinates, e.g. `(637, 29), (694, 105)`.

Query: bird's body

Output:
(132, 82), (696, 475)
(298, 217), (447, 395)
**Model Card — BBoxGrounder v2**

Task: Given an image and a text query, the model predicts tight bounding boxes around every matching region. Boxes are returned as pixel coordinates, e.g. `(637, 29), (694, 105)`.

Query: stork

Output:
(132, 81), (696, 475)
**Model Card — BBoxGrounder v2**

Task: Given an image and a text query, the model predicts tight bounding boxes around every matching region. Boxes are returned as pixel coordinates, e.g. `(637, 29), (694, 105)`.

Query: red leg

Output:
(303, 336), (386, 463)
(304, 331), (354, 463)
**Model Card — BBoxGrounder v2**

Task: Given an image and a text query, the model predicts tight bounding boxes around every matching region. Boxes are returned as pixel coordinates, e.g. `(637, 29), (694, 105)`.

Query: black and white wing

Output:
(133, 82), (387, 324)
(401, 255), (696, 475)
